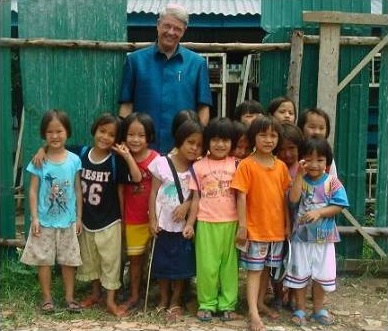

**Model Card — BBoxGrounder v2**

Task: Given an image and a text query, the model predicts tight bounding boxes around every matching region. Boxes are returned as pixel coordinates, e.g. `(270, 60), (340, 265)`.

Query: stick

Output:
(144, 206), (162, 313)
(144, 236), (156, 314)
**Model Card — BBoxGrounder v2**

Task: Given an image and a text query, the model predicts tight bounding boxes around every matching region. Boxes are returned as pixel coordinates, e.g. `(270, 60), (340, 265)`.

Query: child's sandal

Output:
(197, 309), (213, 322)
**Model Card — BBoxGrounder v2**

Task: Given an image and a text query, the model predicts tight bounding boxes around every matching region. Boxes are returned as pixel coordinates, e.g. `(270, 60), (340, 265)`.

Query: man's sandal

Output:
(291, 309), (307, 326)
(310, 309), (335, 325)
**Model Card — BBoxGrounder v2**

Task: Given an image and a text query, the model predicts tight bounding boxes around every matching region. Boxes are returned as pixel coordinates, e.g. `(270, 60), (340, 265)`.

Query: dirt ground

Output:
(3, 273), (387, 331)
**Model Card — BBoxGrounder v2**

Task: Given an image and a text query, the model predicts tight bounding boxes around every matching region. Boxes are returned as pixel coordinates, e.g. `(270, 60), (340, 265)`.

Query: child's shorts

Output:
(20, 223), (82, 267)
(283, 241), (336, 292)
(77, 221), (121, 290)
(151, 230), (195, 280)
(125, 223), (150, 256)
(240, 241), (283, 271)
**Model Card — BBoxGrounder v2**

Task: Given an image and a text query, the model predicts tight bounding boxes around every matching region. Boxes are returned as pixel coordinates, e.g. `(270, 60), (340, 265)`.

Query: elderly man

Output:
(119, 3), (212, 154)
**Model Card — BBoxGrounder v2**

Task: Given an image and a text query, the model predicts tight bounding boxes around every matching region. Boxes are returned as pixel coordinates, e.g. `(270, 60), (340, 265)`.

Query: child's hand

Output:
(182, 224), (194, 239)
(300, 210), (321, 223)
(172, 203), (189, 222)
(31, 219), (41, 237)
(149, 219), (160, 237)
(75, 219), (82, 236)
(298, 159), (308, 175)
(31, 148), (47, 168)
(112, 143), (131, 159)
(235, 226), (247, 245)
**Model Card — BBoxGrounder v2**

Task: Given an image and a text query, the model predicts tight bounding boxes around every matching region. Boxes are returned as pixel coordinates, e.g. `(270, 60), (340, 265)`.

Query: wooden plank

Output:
(0, 38), (292, 52)
(13, 108), (24, 187)
(338, 226), (388, 236)
(304, 35), (382, 46)
(338, 33), (388, 93)
(342, 209), (387, 259)
(316, 23), (340, 147)
(287, 30), (304, 114)
(303, 11), (388, 26)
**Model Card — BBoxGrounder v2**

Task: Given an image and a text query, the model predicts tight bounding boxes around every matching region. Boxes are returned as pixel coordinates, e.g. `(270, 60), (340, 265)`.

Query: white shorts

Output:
(283, 241), (336, 292)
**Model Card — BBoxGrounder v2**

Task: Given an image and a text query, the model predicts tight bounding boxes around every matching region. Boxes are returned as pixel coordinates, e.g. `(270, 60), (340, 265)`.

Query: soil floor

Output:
(2, 275), (387, 331)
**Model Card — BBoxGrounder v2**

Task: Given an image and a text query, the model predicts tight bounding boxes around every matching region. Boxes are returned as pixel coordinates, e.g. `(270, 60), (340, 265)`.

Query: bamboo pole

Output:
(0, 38), (290, 52)
(0, 36), (383, 52)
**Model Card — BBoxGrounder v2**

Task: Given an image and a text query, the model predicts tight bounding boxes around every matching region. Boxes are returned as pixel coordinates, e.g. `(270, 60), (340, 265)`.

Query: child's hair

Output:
(174, 119), (203, 148)
(171, 110), (199, 137)
(297, 107), (331, 139)
(281, 123), (304, 150)
(203, 117), (237, 154)
(40, 109), (71, 139)
(123, 112), (155, 143)
(267, 96), (296, 116)
(233, 120), (249, 141)
(300, 138), (333, 167)
(247, 115), (283, 152)
(90, 113), (121, 143)
(234, 100), (265, 121)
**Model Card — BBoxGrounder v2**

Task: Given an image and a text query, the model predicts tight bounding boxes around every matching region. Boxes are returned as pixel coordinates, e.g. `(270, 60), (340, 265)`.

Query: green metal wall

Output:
(0, 0), (16, 245)
(376, 1), (388, 253)
(18, 0), (127, 230)
(260, 0), (382, 259)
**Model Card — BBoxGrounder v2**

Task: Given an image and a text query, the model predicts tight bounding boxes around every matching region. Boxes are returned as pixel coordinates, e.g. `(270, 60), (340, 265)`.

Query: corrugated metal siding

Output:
(0, 0), (16, 241)
(260, 0), (375, 259)
(127, 0), (261, 16)
(18, 0), (127, 228)
(376, 45), (388, 252)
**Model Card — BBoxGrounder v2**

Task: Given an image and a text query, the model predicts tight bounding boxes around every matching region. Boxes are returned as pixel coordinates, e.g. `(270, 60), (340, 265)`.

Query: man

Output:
(118, 3), (212, 154)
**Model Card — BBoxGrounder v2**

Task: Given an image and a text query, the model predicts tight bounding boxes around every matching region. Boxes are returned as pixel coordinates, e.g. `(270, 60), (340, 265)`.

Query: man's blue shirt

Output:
(119, 44), (212, 153)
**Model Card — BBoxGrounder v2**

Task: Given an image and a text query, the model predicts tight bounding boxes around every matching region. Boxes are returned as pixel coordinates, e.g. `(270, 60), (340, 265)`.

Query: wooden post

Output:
(287, 30), (304, 114)
(316, 23), (340, 147)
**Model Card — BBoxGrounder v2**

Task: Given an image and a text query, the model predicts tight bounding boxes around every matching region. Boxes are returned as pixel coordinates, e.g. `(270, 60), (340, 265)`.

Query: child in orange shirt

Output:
(231, 115), (291, 331)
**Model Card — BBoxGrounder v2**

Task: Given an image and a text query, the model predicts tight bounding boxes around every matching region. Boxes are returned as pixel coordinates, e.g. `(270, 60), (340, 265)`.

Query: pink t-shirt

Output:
(190, 156), (237, 222)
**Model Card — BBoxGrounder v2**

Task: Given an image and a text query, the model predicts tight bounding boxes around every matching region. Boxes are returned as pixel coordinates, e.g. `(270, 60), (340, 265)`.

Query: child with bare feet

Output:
(232, 116), (291, 330)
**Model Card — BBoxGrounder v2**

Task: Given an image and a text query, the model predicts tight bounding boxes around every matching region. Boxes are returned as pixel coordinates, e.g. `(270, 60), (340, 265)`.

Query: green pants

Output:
(195, 221), (238, 312)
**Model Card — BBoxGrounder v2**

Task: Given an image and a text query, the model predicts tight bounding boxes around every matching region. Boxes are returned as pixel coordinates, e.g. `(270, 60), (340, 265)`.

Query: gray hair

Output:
(158, 3), (189, 26)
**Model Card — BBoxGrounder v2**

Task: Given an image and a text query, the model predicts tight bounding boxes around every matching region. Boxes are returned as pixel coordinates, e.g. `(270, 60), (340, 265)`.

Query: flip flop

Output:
(41, 301), (55, 314)
(310, 309), (335, 325)
(220, 310), (243, 321)
(196, 309), (213, 322)
(291, 309), (307, 326)
(66, 301), (81, 313)
(166, 305), (183, 323)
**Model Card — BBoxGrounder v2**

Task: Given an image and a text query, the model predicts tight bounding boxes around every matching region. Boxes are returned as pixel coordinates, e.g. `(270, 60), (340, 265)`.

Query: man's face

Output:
(157, 15), (186, 53)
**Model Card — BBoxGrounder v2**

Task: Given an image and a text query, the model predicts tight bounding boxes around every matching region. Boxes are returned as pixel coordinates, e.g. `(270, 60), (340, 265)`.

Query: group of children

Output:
(21, 97), (349, 331)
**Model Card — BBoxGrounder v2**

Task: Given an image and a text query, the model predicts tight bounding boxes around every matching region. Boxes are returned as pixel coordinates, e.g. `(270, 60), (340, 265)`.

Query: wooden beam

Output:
(342, 209), (387, 259)
(316, 23), (340, 147)
(304, 35), (382, 46)
(337, 33), (388, 93)
(303, 11), (388, 26)
(338, 226), (388, 236)
(0, 38), (291, 52)
(287, 30), (304, 113)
